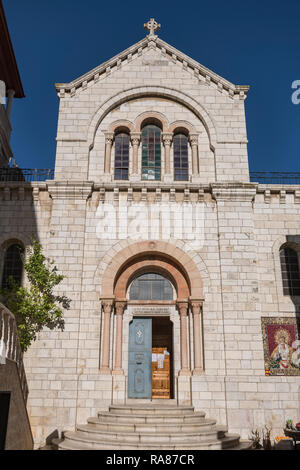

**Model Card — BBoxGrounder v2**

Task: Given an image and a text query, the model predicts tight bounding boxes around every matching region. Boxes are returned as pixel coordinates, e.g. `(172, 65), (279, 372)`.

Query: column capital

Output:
(130, 132), (141, 144)
(162, 132), (173, 145)
(189, 298), (204, 315)
(104, 132), (114, 143)
(177, 301), (189, 316)
(100, 297), (115, 313)
(189, 133), (199, 146)
(115, 300), (127, 315)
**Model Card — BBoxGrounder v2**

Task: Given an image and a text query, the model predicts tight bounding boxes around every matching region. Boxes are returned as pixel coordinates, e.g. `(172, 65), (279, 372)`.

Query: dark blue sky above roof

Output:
(3, 0), (300, 172)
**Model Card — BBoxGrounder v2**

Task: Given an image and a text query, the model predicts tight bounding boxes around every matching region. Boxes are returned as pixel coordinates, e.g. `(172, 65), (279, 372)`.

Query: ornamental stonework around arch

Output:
(87, 86), (218, 151)
(95, 239), (210, 299)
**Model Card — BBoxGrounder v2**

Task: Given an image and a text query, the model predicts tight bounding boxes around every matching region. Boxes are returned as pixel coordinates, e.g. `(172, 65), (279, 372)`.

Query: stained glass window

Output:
(280, 247), (300, 296)
(173, 133), (189, 181)
(141, 125), (161, 181)
(114, 133), (129, 180)
(129, 273), (173, 301)
(1, 244), (23, 289)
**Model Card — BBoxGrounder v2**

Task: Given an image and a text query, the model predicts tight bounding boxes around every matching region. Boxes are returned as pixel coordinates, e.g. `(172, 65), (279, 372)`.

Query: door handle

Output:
(136, 362), (142, 364)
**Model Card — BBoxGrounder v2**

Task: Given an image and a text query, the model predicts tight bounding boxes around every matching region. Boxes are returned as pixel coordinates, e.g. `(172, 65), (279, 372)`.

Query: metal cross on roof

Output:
(144, 18), (161, 37)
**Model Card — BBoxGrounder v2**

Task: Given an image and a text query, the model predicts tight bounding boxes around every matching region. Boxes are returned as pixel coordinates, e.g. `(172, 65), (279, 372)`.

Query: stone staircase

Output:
(53, 403), (251, 450)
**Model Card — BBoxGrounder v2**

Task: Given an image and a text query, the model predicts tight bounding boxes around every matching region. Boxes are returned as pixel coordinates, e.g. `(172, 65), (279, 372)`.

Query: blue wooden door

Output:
(128, 318), (152, 398)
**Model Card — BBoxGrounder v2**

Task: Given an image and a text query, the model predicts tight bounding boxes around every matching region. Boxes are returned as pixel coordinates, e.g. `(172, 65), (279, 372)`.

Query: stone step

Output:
(80, 422), (220, 442)
(97, 410), (206, 424)
(87, 417), (217, 434)
(59, 431), (242, 450)
(108, 404), (195, 415)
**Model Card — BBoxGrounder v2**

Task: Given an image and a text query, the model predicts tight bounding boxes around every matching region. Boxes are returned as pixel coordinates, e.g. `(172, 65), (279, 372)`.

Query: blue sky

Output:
(3, 0), (300, 172)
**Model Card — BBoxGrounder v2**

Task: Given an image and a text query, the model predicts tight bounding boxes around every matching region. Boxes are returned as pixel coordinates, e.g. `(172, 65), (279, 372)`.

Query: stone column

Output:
(104, 132), (114, 174)
(130, 132), (141, 175)
(190, 299), (204, 375)
(6, 89), (15, 121)
(112, 300), (127, 375)
(189, 133), (199, 175)
(100, 298), (114, 374)
(177, 301), (191, 376)
(162, 133), (172, 176)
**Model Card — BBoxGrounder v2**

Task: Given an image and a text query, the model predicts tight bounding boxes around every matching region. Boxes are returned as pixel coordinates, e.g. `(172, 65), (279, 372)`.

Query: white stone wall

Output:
(0, 35), (299, 448)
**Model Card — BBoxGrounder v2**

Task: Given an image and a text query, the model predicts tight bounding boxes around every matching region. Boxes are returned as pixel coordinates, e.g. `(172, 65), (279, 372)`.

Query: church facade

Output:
(0, 19), (299, 448)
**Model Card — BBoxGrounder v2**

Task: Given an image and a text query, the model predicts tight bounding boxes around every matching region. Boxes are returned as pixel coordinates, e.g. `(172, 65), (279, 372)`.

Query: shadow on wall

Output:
(0, 179), (41, 450)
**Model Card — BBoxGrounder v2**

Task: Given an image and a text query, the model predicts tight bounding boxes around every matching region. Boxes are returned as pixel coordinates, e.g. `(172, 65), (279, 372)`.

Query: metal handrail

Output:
(250, 172), (300, 185)
(0, 168), (54, 182)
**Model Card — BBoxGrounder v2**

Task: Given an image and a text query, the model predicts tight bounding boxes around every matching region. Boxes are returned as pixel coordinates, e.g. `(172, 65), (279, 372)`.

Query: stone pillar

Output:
(112, 300), (127, 375)
(189, 133), (199, 175)
(104, 132), (114, 174)
(6, 89), (15, 121)
(130, 132), (141, 175)
(177, 301), (191, 376)
(100, 298), (114, 374)
(162, 133), (172, 176)
(190, 299), (204, 375)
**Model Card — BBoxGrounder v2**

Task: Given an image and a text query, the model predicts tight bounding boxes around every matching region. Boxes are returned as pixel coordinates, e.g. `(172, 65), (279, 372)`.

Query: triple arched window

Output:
(1, 243), (24, 289)
(112, 125), (192, 182)
(280, 245), (300, 296)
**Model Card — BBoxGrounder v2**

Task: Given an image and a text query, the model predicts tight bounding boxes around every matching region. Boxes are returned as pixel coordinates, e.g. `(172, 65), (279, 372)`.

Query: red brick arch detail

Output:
(101, 241), (203, 300)
(114, 257), (189, 299)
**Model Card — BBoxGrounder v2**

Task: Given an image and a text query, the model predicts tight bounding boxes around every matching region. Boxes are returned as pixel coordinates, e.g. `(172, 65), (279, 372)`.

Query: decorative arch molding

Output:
(95, 239), (209, 300)
(87, 86), (218, 151)
(134, 111), (169, 132)
(168, 120), (197, 135)
(108, 119), (135, 134)
(114, 257), (190, 299)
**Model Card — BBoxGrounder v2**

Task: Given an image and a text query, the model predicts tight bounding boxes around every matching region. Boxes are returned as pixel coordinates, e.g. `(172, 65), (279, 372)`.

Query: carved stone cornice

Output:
(47, 181), (93, 200)
(211, 183), (257, 202)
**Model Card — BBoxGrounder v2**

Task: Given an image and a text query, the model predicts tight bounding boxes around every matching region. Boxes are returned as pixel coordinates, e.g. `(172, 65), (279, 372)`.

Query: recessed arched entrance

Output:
(99, 241), (205, 402)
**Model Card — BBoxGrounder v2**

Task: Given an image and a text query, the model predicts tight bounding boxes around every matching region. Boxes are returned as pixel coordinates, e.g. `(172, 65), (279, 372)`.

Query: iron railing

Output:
(250, 172), (300, 185)
(0, 168), (54, 182)
(1, 168), (300, 185)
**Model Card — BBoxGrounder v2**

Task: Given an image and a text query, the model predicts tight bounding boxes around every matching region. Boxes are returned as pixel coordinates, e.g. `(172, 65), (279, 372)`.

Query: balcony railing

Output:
(1, 168), (300, 185)
(250, 172), (300, 185)
(0, 168), (54, 182)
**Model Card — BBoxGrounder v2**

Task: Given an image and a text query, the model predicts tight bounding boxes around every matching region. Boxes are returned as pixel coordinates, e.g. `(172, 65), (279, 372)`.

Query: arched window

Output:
(141, 125), (161, 181)
(1, 244), (24, 289)
(129, 273), (173, 301)
(280, 246), (300, 296)
(114, 132), (130, 180)
(173, 133), (189, 181)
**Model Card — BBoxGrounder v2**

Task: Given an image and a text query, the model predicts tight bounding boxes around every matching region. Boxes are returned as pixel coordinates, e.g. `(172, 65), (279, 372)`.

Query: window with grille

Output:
(114, 133), (129, 180)
(1, 244), (23, 289)
(129, 273), (173, 301)
(280, 246), (300, 296)
(173, 133), (189, 181)
(141, 125), (161, 181)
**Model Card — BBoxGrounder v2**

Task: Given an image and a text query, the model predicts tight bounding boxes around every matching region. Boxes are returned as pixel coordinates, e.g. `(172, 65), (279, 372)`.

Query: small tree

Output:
(0, 240), (71, 352)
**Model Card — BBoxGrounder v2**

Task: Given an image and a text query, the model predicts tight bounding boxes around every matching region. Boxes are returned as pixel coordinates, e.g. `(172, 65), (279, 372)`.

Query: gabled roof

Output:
(0, 0), (25, 98)
(55, 22), (249, 100)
